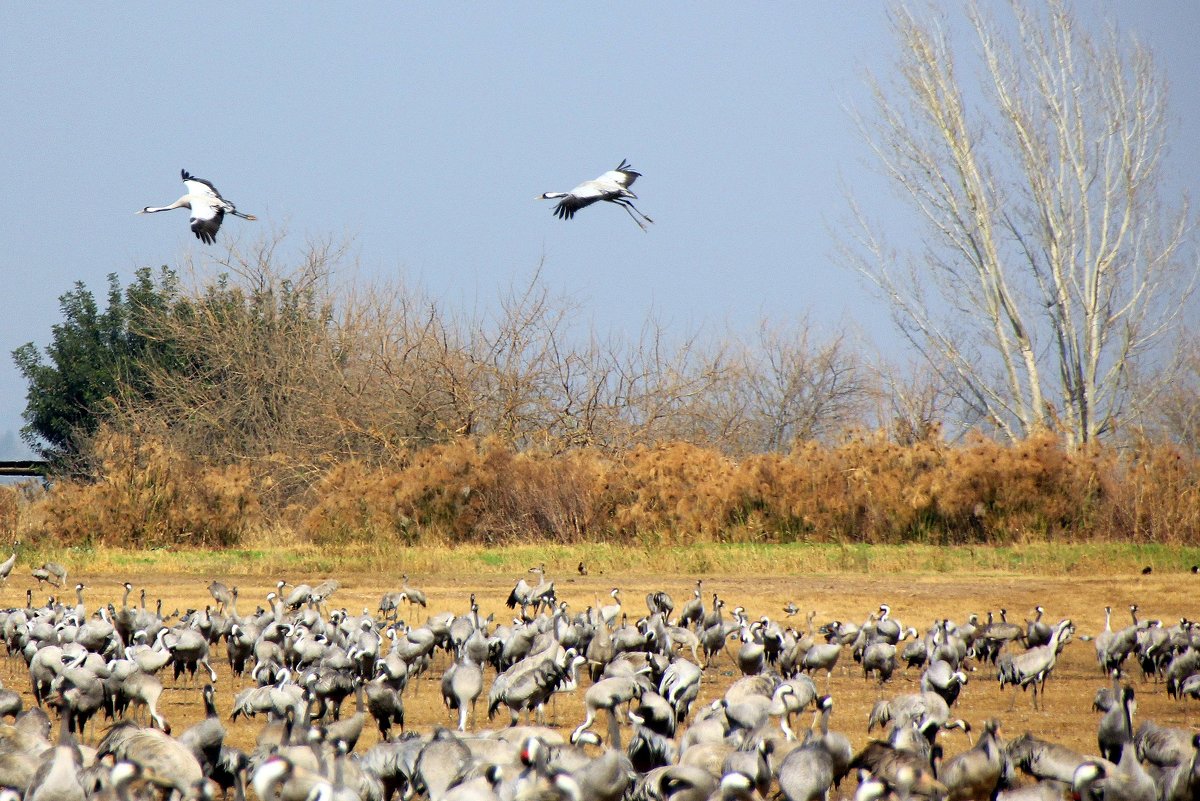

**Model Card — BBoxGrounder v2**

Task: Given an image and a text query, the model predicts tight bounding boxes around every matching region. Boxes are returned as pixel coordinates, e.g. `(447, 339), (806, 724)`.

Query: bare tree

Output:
(868, 360), (958, 445)
(602, 320), (734, 449)
(465, 268), (577, 445)
(1152, 330), (1200, 450)
(738, 320), (868, 452)
(846, 0), (1197, 445)
(116, 238), (356, 495)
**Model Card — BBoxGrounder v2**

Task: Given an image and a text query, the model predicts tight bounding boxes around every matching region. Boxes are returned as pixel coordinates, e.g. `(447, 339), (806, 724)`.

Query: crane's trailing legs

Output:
(613, 196), (654, 231)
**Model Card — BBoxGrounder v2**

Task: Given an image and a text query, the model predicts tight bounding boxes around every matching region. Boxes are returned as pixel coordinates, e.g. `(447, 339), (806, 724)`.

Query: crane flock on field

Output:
(139, 159), (654, 244)
(0, 551), (1197, 801)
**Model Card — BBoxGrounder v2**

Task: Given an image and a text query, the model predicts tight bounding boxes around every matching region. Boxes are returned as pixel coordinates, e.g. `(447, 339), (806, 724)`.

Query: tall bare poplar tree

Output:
(848, 1), (1196, 445)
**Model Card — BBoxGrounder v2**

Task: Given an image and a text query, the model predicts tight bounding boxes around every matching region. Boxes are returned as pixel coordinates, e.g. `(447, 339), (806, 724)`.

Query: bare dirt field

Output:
(2, 567), (1196, 771)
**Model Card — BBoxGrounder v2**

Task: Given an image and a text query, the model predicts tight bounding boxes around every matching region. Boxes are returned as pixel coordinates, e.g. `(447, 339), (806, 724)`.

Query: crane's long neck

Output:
(142, 197), (190, 213)
(1123, 690), (1135, 740)
(1051, 621), (1070, 651)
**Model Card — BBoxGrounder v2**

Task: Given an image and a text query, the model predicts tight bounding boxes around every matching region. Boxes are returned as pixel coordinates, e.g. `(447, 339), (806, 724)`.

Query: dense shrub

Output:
(0, 487), (18, 541)
(12, 268), (184, 462)
(301, 438), (609, 545)
(294, 432), (1197, 547)
(1101, 441), (1200, 543)
(33, 427), (259, 548)
(13, 430), (1200, 548)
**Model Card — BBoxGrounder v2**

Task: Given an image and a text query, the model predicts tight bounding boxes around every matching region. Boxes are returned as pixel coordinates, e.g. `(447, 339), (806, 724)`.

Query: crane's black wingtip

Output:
(616, 159), (642, 178)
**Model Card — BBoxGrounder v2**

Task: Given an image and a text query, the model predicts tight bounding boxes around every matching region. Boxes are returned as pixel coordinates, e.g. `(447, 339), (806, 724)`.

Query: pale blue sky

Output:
(2, 5), (1197, 458)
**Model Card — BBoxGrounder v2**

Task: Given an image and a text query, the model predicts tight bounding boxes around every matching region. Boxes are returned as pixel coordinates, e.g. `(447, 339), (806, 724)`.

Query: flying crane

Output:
(539, 159), (654, 231)
(139, 169), (257, 244)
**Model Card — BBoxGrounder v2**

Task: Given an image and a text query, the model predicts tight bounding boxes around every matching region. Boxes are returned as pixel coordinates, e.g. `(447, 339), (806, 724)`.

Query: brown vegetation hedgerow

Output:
(14, 428), (1200, 548)
(35, 428), (259, 548)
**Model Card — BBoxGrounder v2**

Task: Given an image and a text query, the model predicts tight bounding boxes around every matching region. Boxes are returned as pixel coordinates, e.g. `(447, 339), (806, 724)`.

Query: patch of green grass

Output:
(11, 540), (1198, 578)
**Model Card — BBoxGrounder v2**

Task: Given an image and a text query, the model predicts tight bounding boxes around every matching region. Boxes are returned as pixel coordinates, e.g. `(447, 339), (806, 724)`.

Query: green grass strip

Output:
(14, 541), (1199, 577)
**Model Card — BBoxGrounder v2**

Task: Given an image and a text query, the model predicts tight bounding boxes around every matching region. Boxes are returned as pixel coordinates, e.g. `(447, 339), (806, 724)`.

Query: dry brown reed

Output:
(15, 428), (1200, 550)
(302, 437), (609, 545)
(32, 427), (259, 548)
(0, 486), (19, 541)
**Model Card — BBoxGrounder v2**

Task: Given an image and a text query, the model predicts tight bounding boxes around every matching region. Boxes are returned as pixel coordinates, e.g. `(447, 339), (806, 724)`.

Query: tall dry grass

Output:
(0, 486), (20, 541)
(32, 427), (259, 548)
(14, 429), (1200, 550)
(1100, 439), (1200, 542)
(301, 438), (609, 545)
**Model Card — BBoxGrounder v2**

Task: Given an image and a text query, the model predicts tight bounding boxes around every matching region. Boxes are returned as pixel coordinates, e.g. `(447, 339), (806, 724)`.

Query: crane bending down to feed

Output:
(139, 169), (257, 244)
(539, 159), (654, 231)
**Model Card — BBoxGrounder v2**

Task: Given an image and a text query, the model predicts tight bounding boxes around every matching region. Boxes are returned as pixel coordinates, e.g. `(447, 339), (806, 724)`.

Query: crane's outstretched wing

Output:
(181, 169), (222, 199)
(190, 204), (224, 244)
(551, 183), (607, 219)
(604, 159), (642, 189)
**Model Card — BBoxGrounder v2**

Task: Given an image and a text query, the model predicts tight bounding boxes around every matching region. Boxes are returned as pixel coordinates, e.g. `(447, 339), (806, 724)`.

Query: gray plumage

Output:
(489, 650), (580, 727)
(921, 659), (968, 707)
(440, 655), (483, 732)
(1073, 749), (1157, 801)
(574, 674), (645, 749)
(96, 721), (203, 793)
(997, 619), (1074, 709)
(778, 738), (835, 801)
(208, 581), (233, 610)
(1098, 684), (1135, 765)
(862, 642), (898, 684)
(399, 576), (426, 609)
(940, 719), (1006, 801)
(26, 742), (84, 801)
(32, 563), (66, 588)
(803, 642), (843, 689)
(0, 543), (17, 584)
(178, 684), (226, 778)
(1006, 732), (1088, 786)
(364, 676), (405, 740)
(413, 730), (472, 801)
